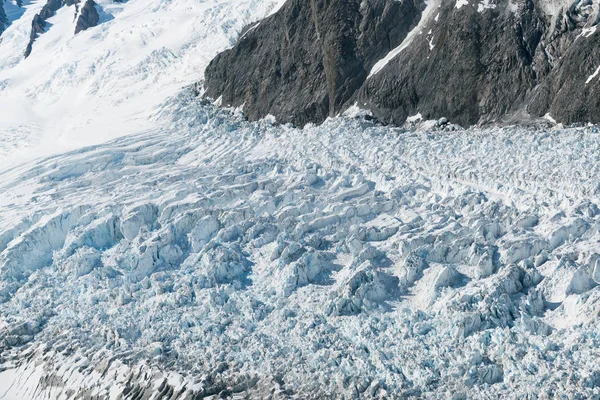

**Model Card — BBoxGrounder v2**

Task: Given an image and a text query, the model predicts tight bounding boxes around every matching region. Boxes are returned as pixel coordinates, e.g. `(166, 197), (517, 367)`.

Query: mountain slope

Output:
(204, 0), (600, 126)
(0, 0), (281, 166)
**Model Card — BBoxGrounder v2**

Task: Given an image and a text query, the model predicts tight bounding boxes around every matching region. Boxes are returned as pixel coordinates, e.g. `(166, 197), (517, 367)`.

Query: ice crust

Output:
(1, 96), (600, 398)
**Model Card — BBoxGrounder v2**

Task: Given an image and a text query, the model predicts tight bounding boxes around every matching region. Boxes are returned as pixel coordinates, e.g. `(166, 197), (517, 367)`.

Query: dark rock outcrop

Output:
(24, 0), (99, 58)
(528, 1), (600, 124)
(359, 0), (549, 126)
(0, 0), (9, 36)
(204, 0), (425, 127)
(25, 0), (66, 58)
(204, 0), (600, 127)
(75, 0), (99, 35)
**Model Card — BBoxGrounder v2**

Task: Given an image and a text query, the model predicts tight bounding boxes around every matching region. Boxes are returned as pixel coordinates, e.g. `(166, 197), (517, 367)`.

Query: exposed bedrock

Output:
(75, 0), (100, 34)
(204, 0), (600, 127)
(0, 1), (8, 36)
(204, 0), (425, 127)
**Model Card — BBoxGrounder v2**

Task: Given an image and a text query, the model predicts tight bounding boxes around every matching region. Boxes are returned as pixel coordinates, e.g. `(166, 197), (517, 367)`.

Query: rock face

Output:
(0, 0), (9, 36)
(25, 0), (67, 58)
(25, 0), (99, 58)
(204, 0), (425, 127)
(75, 0), (100, 35)
(204, 0), (600, 127)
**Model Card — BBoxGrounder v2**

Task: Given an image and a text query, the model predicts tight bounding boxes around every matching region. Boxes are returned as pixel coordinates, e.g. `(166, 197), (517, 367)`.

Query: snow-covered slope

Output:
(0, 0), (280, 166)
(1, 93), (600, 398)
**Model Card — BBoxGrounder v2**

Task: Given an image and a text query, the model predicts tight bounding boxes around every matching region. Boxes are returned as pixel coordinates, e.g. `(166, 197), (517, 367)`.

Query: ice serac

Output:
(204, 0), (600, 126)
(203, 0), (424, 127)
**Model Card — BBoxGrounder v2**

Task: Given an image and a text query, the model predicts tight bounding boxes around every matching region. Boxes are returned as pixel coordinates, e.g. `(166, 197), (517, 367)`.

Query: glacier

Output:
(1, 0), (600, 398)
(1, 93), (600, 398)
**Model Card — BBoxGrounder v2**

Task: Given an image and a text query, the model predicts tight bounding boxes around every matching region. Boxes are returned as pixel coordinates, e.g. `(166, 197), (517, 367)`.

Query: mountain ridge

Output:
(204, 0), (600, 127)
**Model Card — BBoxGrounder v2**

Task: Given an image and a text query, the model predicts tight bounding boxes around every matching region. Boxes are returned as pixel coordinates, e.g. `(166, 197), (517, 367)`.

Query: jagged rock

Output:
(25, 0), (65, 58)
(358, 0), (549, 126)
(204, 0), (600, 126)
(0, 1), (8, 36)
(75, 0), (99, 35)
(24, 0), (98, 57)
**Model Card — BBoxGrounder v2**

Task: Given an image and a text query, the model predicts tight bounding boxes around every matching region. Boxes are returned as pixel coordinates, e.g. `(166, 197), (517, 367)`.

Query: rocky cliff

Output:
(204, 0), (600, 126)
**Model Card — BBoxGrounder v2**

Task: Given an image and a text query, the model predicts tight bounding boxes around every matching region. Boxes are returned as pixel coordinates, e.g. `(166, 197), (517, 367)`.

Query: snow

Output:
(544, 113), (557, 123)
(0, 93), (600, 397)
(0, 0), (281, 168)
(538, 0), (573, 18)
(267, 0), (287, 16)
(579, 26), (597, 38)
(456, 0), (469, 9)
(407, 113), (423, 122)
(477, 0), (497, 12)
(427, 35), (435, 50)
(1, 0), (600, 398)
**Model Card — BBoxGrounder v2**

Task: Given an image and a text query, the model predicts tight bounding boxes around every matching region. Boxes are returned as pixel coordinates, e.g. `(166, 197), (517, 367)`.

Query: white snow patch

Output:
(0, 0), (283, 167)
(456, 0), (469, 9)
(586, 65), (600, 84)
(407, 113), (423, 122)
(578, 26), (596, 39)
(369, 0), (439, 78)
(543, 113), (557, 124)
(267, 0), (287, 16)
(477, 0), (497, 12)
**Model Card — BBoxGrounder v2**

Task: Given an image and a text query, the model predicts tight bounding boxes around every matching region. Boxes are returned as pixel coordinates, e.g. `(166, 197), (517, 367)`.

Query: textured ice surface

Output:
(1, 93), (600, 398)
(2, 0), (600, 398)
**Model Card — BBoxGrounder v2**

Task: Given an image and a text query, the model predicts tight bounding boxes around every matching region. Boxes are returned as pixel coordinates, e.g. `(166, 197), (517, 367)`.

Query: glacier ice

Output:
(0, 95), (600, 398)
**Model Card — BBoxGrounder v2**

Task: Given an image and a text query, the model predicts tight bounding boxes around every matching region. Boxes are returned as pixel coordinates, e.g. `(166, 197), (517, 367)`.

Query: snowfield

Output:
(0, 0), (281, 166)
(2, 0), (600, 399)
(1, 93), (600, 398)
